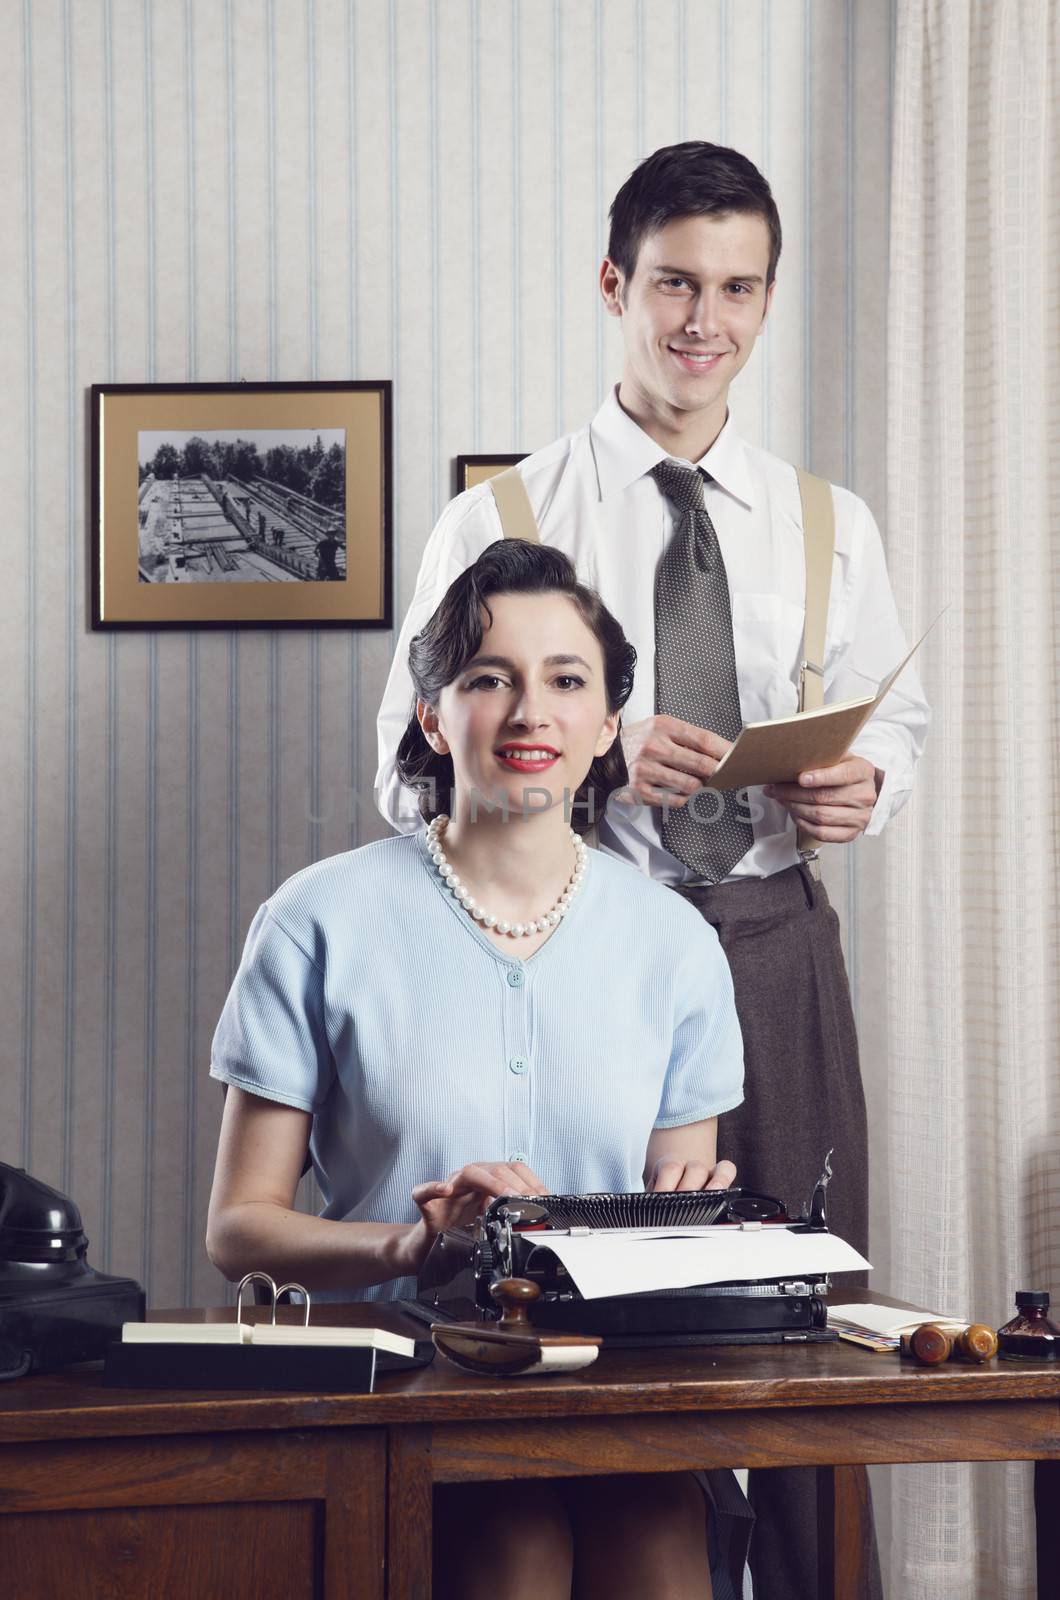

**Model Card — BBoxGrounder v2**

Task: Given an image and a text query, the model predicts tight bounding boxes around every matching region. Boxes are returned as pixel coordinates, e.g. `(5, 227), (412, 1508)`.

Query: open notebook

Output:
(121, 1320), (418, 1357)
(105, 1318), (433, 1392)
(705, 615), (939, 793)
(104, 1272), (434, 1391)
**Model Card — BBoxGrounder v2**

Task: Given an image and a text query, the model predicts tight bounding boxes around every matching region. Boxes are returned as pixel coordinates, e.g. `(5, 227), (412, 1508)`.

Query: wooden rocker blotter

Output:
(431, 1276), (601, 1376)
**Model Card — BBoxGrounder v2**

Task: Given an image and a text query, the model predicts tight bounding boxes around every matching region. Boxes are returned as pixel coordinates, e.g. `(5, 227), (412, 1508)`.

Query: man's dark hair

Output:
(396, 539), (636, 831)
(607, 141), (782, 289)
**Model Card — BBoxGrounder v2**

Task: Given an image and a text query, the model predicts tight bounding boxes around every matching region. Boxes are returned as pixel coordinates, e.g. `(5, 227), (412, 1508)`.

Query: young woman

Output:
(207, 540), (745, 1600)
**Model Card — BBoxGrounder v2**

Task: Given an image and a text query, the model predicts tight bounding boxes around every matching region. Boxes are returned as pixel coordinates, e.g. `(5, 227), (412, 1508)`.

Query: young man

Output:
(376, 142), (928, 1599)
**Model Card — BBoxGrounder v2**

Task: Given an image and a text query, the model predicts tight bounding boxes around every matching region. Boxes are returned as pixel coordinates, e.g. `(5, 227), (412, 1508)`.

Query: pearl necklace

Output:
(426, 814), (588, 938)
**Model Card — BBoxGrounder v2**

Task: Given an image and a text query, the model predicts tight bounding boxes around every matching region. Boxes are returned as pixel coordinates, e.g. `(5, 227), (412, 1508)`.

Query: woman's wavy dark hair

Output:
(395, 539), (636, 832)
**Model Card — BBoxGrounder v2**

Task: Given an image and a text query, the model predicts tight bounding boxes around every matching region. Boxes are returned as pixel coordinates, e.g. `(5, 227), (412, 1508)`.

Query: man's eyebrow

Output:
(650, 265), (765, 285)
(462, 653), (594, 672)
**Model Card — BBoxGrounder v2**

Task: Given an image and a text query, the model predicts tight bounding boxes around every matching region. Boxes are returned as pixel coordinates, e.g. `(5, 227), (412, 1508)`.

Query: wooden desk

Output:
(0, 1296), (1057, 1599)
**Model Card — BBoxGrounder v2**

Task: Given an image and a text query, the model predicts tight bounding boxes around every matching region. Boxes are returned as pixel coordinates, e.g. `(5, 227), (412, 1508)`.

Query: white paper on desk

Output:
(827, 1303), (962, 1337)
(536, 1230), (870, 1300)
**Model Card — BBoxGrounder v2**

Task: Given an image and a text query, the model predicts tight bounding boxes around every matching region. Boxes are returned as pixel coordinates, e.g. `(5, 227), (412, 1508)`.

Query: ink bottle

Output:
(997, 1290), (1060, 1361)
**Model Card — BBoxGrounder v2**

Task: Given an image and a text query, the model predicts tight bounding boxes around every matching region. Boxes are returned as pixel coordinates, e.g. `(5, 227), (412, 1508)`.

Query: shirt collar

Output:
(589, 385), (756, 509)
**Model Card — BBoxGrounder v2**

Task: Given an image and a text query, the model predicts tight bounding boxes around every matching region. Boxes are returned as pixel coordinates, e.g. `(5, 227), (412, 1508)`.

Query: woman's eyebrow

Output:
(544, 654), (593, 671)
(462, 654), (513, 671)
(462, 653), (594, 672)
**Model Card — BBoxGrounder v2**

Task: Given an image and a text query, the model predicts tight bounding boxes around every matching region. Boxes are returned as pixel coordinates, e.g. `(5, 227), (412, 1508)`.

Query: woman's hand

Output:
(643, 1118), (735, 1194)
(647, 1156), (737, 1193)
(398, 1160), (551, 1276)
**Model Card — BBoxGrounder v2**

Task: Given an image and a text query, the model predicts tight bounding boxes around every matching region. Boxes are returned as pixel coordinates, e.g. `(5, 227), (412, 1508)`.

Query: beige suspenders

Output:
(794, 467), (836, 867)
(489, 468), (540, 542)
(795, 468), (834, 716)
(488, 463), (835, 866)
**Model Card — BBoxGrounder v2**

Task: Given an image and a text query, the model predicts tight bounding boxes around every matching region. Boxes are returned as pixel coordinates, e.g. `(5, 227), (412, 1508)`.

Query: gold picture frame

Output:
(454, 453), (526, 494)
(92, 382), (392, 629)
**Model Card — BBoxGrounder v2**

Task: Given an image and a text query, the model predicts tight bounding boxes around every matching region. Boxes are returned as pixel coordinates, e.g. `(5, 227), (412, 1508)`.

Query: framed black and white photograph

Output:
(92, 381), (391, 629)
(454, 453), (525, 495)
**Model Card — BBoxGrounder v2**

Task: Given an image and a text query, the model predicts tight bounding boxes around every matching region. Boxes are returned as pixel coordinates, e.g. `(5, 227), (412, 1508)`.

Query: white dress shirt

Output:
(375, 388), (930, 884)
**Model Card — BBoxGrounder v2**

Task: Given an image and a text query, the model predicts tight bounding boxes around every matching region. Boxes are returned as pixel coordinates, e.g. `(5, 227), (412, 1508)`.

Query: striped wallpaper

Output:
(1, 0), (895, 1317)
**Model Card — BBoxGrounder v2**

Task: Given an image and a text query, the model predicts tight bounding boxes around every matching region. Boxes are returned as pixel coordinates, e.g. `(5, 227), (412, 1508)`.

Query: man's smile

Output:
(668, 344), (728, 374)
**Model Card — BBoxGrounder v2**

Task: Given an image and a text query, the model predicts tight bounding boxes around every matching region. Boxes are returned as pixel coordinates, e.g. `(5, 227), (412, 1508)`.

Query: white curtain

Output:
(880, 2), (1060, 1594)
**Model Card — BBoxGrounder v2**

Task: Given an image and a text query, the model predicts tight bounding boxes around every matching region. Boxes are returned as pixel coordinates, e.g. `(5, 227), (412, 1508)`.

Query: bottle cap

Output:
(1015, 1290), (1050, 1309)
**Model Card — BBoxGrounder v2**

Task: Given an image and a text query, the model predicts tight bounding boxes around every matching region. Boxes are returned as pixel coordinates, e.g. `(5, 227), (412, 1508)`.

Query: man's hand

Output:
(763, 754), (882, 843)
(647, 1155), (738, 1193)
(619, 715), (732, 807)
(399, 1160), (550, 1274)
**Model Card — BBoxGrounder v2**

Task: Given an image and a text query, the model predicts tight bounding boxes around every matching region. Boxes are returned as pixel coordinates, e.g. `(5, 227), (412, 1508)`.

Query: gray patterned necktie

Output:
(651, 459), (753, 881)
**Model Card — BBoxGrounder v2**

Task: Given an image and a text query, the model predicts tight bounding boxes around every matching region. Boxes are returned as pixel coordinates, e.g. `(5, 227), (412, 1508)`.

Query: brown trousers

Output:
(677, 863), (882, 1600)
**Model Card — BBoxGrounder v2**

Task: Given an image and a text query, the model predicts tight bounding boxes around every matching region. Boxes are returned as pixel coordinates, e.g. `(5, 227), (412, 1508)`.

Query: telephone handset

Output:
(0, 1161), (144, 1379)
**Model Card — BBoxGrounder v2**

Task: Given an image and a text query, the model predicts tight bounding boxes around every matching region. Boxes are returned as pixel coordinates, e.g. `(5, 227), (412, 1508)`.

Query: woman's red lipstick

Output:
(496, 743), (560, 773)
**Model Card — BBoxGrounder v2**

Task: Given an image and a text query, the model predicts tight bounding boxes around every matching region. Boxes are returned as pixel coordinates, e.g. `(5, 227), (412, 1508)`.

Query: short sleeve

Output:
(209, 904), (336, 1113)
(653, 918), (745, 1128)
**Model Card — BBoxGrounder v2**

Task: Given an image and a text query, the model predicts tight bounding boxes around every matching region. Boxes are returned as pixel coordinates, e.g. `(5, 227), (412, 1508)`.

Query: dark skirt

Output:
(676, 863), (881, 1600)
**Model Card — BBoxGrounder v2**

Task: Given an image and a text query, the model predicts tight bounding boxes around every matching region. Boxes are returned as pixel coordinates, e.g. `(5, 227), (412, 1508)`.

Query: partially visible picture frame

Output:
(92, 381), (392, 630)
(454, 453), (526, 495)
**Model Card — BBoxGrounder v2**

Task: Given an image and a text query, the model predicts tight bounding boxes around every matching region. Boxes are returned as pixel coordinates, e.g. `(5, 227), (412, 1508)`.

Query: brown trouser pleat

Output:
(676, 864), (882, 1600)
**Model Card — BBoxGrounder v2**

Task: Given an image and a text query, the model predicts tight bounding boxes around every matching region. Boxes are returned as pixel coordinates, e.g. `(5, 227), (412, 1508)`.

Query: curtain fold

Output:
(884, 2), (1060, 1594)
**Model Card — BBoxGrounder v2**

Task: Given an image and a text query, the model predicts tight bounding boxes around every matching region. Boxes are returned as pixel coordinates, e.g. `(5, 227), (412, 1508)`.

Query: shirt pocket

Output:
(730, 592), (804, 724)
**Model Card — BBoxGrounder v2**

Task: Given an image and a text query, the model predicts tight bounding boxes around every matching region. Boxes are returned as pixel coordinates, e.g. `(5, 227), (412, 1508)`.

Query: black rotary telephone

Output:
(0, 1162), (144, 1379)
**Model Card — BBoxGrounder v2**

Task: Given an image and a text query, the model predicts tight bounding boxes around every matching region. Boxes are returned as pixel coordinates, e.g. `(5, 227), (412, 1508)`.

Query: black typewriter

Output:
(408, 1158), (838, 1349)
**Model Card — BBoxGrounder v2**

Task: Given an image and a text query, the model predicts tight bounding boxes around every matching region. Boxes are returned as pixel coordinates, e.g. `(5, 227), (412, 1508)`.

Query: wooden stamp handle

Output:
(901, 1322), (999, 1365)
(953, 1324), (998, 1362)
(489, 1277), (540, 1330)
(901, 1325), (954, 1365)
